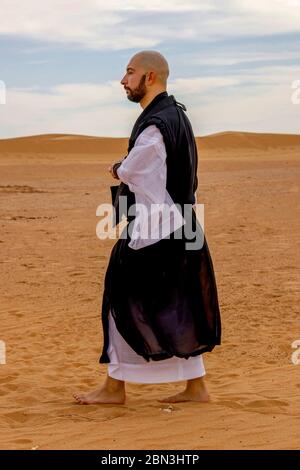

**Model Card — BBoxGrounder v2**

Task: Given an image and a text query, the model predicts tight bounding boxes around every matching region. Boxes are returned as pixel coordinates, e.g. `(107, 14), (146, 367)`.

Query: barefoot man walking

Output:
(74, 51), (221, 405)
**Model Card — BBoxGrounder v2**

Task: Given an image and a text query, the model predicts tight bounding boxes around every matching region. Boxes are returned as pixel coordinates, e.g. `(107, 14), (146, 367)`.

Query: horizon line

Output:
(1, 129), (300, 142)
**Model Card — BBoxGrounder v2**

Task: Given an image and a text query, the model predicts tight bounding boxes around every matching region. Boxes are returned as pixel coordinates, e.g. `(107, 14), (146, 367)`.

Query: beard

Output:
(125, 74), (147, 103)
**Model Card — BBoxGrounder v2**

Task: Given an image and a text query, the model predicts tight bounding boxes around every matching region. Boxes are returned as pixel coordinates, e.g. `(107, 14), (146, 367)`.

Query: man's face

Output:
(120, 60), (147, 103)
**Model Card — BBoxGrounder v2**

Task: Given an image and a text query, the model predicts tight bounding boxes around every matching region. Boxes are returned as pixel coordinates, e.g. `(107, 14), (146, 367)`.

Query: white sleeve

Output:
(117, 125), (185, 250)
(117, 125), (166, 204)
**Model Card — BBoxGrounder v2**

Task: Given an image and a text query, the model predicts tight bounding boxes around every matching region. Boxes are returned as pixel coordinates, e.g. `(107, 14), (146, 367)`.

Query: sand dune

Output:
(1, 131), (300, 155)
(197, 131), (300, 150)
(0, 132), (299, 450)
(0, 133), (128, 155)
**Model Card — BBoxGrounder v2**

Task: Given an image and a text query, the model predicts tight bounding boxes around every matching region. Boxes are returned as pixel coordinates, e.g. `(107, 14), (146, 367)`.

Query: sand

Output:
(0, 131), (299, 450)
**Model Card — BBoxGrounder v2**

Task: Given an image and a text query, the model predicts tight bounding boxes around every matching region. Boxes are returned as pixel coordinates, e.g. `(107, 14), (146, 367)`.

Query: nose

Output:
(120, 75), (126, 86)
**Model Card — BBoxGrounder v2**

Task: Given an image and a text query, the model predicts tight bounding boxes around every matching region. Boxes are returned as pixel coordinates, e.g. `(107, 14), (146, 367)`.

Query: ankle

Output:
(186, 377), (207, 393)
(105, 376), (125, 393)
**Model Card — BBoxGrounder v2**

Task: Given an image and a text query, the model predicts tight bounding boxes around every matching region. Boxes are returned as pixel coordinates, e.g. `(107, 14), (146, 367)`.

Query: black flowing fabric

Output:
(99, 92), (221, 363)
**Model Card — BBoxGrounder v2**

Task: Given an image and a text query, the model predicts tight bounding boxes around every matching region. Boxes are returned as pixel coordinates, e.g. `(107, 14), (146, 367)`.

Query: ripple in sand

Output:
(0, 185), (45, 193)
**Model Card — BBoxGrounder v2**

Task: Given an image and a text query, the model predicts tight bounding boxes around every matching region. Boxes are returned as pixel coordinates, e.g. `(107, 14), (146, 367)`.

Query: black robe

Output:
(99, 92), (221, 363)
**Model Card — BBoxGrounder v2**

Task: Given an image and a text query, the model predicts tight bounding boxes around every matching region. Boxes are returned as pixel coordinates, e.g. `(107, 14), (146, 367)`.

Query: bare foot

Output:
(73, 386), (125, 405)
(158, 389), (210, 403)
(158, 377), (210, 403)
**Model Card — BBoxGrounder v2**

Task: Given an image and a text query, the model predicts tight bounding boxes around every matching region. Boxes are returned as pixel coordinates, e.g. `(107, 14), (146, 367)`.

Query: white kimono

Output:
(107, 125), (205, 383)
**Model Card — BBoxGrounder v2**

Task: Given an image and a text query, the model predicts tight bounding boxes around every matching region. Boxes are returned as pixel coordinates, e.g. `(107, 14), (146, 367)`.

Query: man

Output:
(74, 51), (221, 405)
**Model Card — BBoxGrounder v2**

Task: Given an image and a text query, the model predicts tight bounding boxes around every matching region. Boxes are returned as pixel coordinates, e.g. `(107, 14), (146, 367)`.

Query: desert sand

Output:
(0, 131), (299, 450)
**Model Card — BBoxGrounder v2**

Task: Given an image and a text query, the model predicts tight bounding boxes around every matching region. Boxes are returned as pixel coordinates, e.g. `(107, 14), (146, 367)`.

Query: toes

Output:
(73, 393), (85, 403)
(74, 397), (86, 405)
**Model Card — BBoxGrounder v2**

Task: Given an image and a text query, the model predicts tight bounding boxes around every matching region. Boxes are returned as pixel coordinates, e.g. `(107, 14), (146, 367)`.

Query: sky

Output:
(0, 0), (300, 138)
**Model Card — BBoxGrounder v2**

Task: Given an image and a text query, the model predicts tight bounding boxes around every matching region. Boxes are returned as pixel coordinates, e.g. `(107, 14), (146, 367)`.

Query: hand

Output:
(108, 164), (117, 179)
(108, 162), (122, 179)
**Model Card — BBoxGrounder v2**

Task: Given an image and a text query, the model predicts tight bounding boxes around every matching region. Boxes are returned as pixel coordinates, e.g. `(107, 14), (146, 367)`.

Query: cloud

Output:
(1, 63), (299, 138)
(0, 82), (140, 137)
(0, 0), (214, 50)
(0, 0), (299, 50)
(174, 50), (300, 68)
(189, 82), (300, 135)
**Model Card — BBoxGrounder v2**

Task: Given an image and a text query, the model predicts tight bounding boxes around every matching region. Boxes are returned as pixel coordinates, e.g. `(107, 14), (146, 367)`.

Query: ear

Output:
(146, 71), (156, 85)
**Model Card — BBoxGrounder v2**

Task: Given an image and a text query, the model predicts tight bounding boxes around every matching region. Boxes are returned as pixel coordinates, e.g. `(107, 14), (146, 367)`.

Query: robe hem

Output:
(99, 343), (219, 364)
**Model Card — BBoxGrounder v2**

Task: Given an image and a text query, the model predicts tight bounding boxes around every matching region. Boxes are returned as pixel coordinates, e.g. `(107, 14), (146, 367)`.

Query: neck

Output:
(140, 89), (167, 109)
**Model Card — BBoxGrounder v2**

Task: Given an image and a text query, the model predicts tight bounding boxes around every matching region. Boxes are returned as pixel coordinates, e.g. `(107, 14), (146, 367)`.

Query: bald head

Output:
(131, 50), (169, 86)
(121, 50), (170, 108)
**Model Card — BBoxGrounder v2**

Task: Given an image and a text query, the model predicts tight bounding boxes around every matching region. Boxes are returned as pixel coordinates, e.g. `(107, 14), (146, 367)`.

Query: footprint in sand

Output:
(4, 411), (49, 426)
(4, 411), (30, 425)
(58, 409), (126, 422)
(246, 399), (289, 411)
(217, 399), (244, 410)
(217, 397), (289, 414)
(14, 438), (33, 444)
